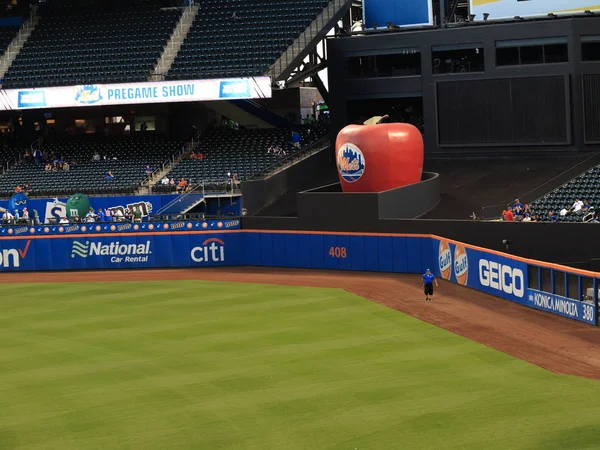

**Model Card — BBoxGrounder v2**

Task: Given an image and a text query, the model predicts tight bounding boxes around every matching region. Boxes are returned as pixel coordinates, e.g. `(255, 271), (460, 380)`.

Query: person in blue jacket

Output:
(423, 269), (439, 302)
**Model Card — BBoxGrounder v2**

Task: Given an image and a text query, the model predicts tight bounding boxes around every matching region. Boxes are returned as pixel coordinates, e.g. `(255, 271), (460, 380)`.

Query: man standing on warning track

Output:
(423, 269), (439, 302)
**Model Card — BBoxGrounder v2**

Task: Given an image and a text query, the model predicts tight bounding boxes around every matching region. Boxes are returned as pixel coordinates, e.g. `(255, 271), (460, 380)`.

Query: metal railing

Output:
(143, 130), (202, 193)
(267, 0), (349, 81)
(156, 181), (205, 214)
(247, 136), (330, 181)
(151, 4), (198, 77)
(0, 5), (39, 75)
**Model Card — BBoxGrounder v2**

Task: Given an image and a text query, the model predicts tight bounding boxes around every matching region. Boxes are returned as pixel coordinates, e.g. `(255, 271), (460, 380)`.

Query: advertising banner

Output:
(434, 238), (528, 303)
(0, 193), (241, 224)
(0, 77), (272, 110)
(363, 0), (434, 29)
(0, 231), (242, 271)
(470, 0), (600, 21)
(526, 289), (596, 325)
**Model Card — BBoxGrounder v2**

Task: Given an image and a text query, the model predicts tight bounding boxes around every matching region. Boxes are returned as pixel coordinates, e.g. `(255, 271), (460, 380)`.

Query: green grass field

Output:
(1, 280), (599, 450)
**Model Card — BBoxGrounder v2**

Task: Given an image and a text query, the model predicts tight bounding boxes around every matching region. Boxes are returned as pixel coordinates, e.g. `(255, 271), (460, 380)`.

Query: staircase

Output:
(266, 0), (351, 82)
(135, 130), (202, 195)
(149, 4), (200, 81)
(0, 6), (40, 80)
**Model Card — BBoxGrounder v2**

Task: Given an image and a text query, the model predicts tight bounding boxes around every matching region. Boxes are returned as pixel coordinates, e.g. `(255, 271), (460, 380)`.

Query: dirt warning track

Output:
(4, 267), (600, 380)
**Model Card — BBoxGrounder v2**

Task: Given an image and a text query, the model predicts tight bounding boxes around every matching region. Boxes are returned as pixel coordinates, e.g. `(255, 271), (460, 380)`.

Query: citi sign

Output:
(191, 238), (225, 263)
(479, 260), (525, 298)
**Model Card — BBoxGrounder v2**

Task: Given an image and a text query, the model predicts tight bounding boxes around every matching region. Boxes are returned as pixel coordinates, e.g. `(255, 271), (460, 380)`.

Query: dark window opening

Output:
(520, 45), (544, 65)
(496, 41), (568, 66)
(347, 97), (424, 134)
(582, 41), (600, 61)
(432, 47), (484, 74)
(345, 49), (421, 78)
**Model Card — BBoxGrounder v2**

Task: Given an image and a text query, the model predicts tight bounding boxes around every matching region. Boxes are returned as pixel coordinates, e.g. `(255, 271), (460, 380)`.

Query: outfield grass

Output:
(0, 281), (599, 449)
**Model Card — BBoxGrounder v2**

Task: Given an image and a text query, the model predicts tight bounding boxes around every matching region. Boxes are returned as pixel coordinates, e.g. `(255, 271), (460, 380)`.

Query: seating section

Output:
(0, 135), (183, 197)
(154, 124), (328, 192)
(168, 0), (331, 80)
(2, 2), (181, 88)
(531, 166), (600, 222)
(0, 25), (19, 59)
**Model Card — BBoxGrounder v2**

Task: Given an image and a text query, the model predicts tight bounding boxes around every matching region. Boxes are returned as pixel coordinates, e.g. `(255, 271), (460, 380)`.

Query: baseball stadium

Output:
(0, 0), (599, 449)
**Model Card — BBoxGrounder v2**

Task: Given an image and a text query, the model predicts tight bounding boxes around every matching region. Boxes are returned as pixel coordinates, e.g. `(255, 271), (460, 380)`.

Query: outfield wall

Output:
(0, 226), (596, 326)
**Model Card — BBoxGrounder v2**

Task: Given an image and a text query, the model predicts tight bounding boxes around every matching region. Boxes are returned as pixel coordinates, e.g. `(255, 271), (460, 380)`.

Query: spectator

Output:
(44, 163), (52, 172)
(196, 152), (203, 160)
(97, 209), (105, 222)
(62, 161), (70, 171)
(161, 176), (170, 185)
(2, 209), (14, 224)
(93, 151), (101, 161)
(104, 208), (112, 222)
(133, 206), (142, 223)
(21, 207), (30, 225)
(504, 208), (514, 222)
(522, 213), (532, 222)
(140, 122), (148, 133)
(176, 177), (188, 193)
(233, 173), (240, 189)
(59, 216), (69, 224)
(85, 209), (96, 223)
(33, 148), (42, 164)
(169, 178), (175, 187)
(291, 131), (302, 149)
(113, 208), (124, 222)
(583, 200), (593, 211)
(548, 211), (558, 222)
(23, 150), (32, 164)
(23, 183), (31, 196)
(105, 170), (114, 181)
(513, 199), (524, 221)
(144, 164), (153, 175)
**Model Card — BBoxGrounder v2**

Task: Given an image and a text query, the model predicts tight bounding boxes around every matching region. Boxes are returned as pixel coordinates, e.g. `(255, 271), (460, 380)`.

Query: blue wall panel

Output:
(322, 234), (338, 270)
(406, 238), (423, 273)
(296, 234), (312, 269)
(259, 233), (274, 267)
(377, 235), (394, 272)
(310, 234), (325, 269)
(392, 237), (408, 273)
(363, 235), (379, 272)
(271, 233), (288, 267)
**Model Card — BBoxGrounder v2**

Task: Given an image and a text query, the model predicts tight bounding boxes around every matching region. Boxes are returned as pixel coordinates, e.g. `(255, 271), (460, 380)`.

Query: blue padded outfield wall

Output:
(0, 227), (596, 326)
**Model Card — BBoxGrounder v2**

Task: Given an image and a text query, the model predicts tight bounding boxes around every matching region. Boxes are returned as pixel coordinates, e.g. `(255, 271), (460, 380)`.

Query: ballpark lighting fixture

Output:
(483, 13), (489, 21)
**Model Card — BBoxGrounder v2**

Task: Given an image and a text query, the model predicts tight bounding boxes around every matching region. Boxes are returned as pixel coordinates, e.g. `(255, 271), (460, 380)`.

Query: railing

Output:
(156, 181), (205, 214)
(0, 5), (38, 71)
(151, 3), (197, 77)
(267, 0), (349, 81)
(247, 135), (330, 181)
(144, 130), (202, 193)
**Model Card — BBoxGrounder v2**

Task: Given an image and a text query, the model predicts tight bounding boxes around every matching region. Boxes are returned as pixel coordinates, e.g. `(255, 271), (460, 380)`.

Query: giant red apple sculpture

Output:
(336, 122), (424, 193)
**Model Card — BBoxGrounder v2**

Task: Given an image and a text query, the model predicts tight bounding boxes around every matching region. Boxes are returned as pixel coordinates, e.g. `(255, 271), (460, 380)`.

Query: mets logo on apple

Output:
(337, 143), (365, 183)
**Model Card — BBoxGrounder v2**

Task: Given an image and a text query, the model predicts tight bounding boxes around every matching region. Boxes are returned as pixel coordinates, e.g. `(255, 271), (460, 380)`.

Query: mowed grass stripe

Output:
(0, 281), (598, 450)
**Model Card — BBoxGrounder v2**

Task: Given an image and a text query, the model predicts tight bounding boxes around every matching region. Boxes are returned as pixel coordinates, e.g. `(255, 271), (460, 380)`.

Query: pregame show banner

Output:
(0, 77), (272, 110)
(363, 0), (433, 28)
(470, 0), (600, 21)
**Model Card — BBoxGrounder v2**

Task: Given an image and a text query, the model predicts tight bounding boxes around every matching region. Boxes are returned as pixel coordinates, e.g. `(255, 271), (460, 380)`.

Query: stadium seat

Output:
(166, 0), (332, 80)
(2, 1), (181, 88)
(0, 134), (184, 197)
(154, 123), (329, 193)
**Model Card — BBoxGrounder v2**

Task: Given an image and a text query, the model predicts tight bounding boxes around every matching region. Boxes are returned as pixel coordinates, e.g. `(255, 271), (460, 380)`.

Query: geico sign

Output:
(479, 260), (524, 298)
(191, 238), (225, 263)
